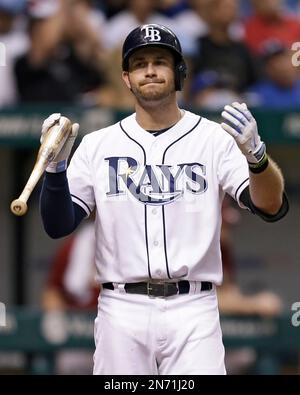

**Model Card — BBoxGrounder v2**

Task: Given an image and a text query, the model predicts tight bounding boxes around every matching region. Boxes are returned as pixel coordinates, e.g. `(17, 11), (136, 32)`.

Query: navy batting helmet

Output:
(122, 24), (187, 91)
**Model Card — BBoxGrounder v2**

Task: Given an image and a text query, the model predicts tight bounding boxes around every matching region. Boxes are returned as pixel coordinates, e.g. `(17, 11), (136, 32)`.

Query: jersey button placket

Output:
(146, 143), (167, 278)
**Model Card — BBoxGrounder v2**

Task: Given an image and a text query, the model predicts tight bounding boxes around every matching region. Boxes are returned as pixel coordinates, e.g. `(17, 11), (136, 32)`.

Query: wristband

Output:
(248, 153), (269, 174)
(46, 159), (68, 173)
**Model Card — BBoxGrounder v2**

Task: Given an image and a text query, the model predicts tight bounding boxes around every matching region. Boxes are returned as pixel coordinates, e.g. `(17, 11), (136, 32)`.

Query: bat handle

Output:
(10, 199), (28, 216)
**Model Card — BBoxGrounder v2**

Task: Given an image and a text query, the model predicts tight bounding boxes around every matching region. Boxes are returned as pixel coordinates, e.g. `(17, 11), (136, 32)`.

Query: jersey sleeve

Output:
(67, 136), (95, 216)
(216, 132), (250, 208)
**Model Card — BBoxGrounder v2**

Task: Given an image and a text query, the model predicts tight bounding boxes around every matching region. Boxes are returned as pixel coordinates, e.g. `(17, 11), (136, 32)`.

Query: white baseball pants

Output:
(93, 286), (226, 375)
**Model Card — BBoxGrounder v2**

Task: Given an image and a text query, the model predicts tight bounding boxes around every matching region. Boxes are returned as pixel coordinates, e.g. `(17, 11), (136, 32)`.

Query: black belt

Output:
(102, 281), (213, 297)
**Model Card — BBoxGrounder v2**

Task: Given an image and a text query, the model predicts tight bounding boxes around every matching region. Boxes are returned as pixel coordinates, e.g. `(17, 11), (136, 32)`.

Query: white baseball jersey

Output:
(67, 110), (249, 285)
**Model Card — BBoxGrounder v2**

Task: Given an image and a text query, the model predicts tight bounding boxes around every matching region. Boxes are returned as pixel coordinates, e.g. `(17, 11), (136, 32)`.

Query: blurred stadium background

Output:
(0, 0), (300, 375)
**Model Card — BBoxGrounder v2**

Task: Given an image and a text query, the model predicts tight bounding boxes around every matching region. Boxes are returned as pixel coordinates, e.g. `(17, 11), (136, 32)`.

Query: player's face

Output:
(122, 47), (176, 103)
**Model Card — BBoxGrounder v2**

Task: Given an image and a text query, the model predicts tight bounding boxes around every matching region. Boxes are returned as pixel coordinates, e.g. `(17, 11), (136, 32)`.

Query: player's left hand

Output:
(221, 102), (266, 164)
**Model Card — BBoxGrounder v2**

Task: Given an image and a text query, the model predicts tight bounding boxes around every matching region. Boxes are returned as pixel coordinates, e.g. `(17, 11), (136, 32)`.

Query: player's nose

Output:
(145, 63), (157, 77)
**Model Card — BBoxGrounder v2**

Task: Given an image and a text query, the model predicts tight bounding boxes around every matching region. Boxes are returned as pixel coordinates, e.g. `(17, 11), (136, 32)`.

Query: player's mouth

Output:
(140, 80), (164, 86)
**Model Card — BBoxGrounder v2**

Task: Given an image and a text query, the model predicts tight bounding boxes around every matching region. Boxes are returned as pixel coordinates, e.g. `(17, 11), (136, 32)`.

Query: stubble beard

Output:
(130, 80), (176, 107)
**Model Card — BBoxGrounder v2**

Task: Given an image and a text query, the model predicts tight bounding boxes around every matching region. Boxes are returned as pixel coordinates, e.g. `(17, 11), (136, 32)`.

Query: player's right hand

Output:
(40, 113), (62, 143)
(41, 113), (79, 173)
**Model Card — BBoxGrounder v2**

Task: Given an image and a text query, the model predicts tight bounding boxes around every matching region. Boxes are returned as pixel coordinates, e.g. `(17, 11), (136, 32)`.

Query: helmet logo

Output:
(142, 26), (161, 42)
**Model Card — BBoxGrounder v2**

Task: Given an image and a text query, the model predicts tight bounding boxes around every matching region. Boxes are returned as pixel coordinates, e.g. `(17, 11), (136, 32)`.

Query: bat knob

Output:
(10, 199), (28, 216)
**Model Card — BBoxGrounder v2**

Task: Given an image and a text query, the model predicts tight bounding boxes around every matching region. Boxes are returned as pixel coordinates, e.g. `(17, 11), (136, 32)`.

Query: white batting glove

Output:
(41, 113), (79, 173)
(40, 113), (61, 140)
(221, 102), (266, 165)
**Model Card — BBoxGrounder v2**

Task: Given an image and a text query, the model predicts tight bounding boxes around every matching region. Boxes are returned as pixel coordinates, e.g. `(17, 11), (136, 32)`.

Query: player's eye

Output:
(132, 61), (146, 68)
(155, 60), (165, 65)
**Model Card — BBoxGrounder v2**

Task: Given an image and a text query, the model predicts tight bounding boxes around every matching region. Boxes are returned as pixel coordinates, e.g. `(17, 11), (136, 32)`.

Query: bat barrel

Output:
(10, 199), (28, 216)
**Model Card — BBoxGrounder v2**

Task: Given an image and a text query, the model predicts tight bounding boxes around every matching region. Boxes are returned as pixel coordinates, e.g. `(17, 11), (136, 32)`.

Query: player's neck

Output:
(135, 100), (183, 131)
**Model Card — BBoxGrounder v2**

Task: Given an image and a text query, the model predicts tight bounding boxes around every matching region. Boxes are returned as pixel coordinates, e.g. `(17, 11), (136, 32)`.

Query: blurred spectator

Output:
(14, 0), (108, 105)
(0, 0), (28, 108)
(174, 0), (244, 57)
(244, 0), (300, 55)
(27, 0), (59, 19)
(246, 40), (300, 108)
(173, 0), (209, 56)
(60, 0), (107, 67)
(287, 0), (300, 16)
(189, 69), (243, 109)
(95, 45), (136, 109)
(101, 0), (127, 19)
(191, 0), (258, 97)
(42, 219), (98, 374)
(103, 0), (175, 50)
(218, 195), (283, 374)
(158, 0), (189, 17)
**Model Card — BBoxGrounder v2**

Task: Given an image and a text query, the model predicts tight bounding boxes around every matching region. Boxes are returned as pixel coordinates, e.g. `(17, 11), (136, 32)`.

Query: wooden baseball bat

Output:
(10, 116), (73, 216)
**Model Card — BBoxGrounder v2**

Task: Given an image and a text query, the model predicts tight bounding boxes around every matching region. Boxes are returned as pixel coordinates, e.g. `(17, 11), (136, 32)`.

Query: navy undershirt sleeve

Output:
(239, 186), (289, 222)
(40, 171), (86, 238)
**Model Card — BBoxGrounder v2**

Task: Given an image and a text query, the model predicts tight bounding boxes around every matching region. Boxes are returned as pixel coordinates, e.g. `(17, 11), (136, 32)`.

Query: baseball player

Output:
(40, 24), (289, 375)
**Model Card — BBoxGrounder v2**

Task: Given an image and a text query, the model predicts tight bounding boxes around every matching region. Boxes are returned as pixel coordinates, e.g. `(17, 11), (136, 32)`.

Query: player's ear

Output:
(122, 71), (131, 90)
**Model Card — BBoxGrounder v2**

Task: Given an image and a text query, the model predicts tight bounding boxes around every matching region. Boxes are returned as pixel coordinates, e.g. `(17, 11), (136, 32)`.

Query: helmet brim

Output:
(122, 42), (183, 71)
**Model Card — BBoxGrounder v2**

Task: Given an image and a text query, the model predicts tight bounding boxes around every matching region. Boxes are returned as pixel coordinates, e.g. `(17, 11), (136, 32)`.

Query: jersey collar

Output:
(120, 110), (201, 150)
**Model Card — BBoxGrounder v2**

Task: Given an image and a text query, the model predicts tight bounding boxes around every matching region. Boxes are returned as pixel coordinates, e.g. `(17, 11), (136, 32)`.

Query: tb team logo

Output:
(142, 25), (161, 42)
(105, 156), (207, 205)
